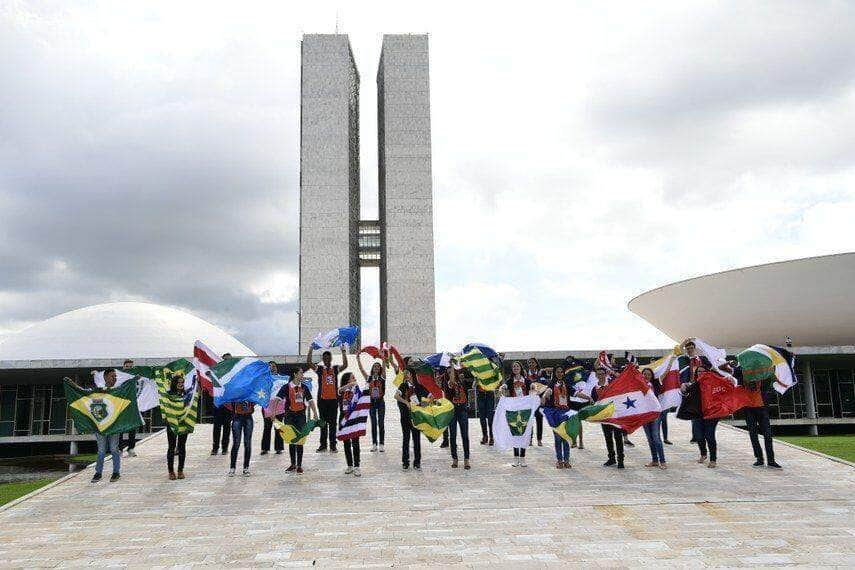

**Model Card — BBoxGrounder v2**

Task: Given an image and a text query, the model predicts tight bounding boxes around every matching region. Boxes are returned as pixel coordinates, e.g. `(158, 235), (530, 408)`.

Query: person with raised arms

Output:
(443, 365), (473, 470)
(591, 368), (625, 469)
(358, 356), (386, 453)
(276, 367), (318, 475)
(307, 343), (348, 453)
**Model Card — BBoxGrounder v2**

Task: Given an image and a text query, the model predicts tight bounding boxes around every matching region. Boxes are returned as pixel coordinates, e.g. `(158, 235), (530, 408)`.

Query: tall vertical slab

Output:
(377, 34), (436, 354)
(299, 34), (361, 353)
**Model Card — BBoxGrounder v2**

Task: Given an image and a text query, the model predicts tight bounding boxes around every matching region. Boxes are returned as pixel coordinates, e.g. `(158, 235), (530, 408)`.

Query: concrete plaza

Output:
(0, 407), (853, 568)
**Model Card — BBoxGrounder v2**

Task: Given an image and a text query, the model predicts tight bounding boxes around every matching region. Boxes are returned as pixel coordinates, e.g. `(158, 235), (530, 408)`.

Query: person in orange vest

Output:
(276, 367), (319, 474)
(541, 365), (573, 469)
(358, 358), (386, 453)
(307, 343), (348, 453)
(443, 365), (473, 469)
(228, 399), (255, 477)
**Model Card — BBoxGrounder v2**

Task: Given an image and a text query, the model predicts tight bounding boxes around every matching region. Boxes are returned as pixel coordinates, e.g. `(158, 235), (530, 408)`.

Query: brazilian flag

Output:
(64, 378), (143, 436)
(410, 398), (455, 442)
(273, 418), (325, 445)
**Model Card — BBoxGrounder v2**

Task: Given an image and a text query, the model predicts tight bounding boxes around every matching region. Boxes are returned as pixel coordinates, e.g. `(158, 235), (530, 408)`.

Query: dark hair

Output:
(268, 360), (276, 365)
(103, 368), (116, 376)
(222, 353), (233, 359)
(684, 341), (695, 349)
(642, 368), (654, 379)
(123, 359), (133, 365)
(322, 350), (332, 358)
(527, 357), (540, 369)
(340, 371), (354, 383)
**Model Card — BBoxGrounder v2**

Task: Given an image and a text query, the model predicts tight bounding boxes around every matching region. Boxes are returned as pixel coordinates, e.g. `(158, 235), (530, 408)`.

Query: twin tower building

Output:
(298, 34), (436, 355)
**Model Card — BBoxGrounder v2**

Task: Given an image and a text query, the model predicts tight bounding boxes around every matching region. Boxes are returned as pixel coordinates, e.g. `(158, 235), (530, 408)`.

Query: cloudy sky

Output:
(1, 1), (854, 355)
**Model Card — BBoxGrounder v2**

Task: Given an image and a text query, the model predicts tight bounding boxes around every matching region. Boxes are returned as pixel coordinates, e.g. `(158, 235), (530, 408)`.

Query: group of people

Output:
(88, 339), (783, 483)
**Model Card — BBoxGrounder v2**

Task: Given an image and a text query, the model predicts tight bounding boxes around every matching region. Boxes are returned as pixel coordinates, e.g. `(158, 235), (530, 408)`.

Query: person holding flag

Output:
(540, 365), (573, 469)
(260, 361), (285, 456)
(209, 351), (232, 456)
(276, 367), (319, 474)
(525, 357), (545, 446)
(162, 370), (194, 480)
(307, 343), (348, 453)
(85, 369), (124, 483)
(500, 361), (534, 466)
(590, 368), (625, 468)
(394, 368), (430, 471)
(337, 372), (369, 476)
(641, 367), (667, 469)
(358, 357), (386, 453)
(443, 365), (473, 470)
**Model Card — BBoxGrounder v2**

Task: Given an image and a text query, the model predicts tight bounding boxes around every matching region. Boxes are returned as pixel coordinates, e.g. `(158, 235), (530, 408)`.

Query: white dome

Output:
(0, 302), (255, 361)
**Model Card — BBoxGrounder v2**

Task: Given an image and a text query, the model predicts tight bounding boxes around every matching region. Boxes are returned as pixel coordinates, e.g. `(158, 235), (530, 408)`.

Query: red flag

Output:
(596, 365), (662, 434)
(193, 340), (220, 397)
(410, 361), (444, 399)
(698, 372), (754, 419)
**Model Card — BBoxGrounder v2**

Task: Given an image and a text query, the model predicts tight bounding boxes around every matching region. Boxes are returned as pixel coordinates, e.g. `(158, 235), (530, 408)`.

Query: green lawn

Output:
(777, 435), (855, 463)
(68, 454), (97, 464)
(0, 478), (58, 506)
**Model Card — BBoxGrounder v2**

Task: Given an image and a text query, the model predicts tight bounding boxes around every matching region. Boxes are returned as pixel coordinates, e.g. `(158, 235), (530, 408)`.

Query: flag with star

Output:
(209, 357), (273, 408)
(492, 394), (541, 451)
(64, 378), (143, 436)
(593, 364), (661, 434)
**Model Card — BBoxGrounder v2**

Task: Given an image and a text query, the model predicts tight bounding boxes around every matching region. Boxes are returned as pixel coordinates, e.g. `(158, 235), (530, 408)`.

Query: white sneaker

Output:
(512, 458), (519, 467)
(345, 466), (354, 474)
(379, 444), (385, 452)
(520, 458), (527, 467)
(353, 467), (361, 477)
(127, 450), (137, 457)
(242, 469), (250, 477)
(370, 444), (378, 452)
(228, 469), (235, 477)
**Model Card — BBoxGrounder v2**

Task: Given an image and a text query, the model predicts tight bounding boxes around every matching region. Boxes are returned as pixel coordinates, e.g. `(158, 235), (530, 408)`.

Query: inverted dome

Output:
(628, 252), (855, 347)
(0, 302), (255, 360)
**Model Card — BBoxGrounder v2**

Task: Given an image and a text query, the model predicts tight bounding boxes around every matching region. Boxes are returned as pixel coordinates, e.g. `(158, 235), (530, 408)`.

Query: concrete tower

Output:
(298, 34), (361, 352)
(377, 35), (436, 354)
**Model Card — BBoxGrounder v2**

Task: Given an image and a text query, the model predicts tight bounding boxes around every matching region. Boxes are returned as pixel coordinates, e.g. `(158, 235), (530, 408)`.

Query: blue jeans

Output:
(553, 433), (570, 461)
(230, 415), (254, 469)
(643, 416), (665, 463)
(95, 433), (121, 475)
(369, 400), (385, 445)
(659, 410), (669, 441)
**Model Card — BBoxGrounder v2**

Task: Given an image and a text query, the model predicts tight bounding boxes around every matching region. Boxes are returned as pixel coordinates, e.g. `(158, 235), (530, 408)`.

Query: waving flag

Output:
(410, 398), (455, 442)
(154, 360), (200, 435)
(263, 374), (291, 418)
(594, 365), (661, 434)
(193, 340), (221, 396)
(210, 358), (273, 408)
(274, 418), (324, 446)
(408, 360), (444, 399)
(338, 386), (371, 441)
(698, 372), (754, 419)
(737, 344), (797, 395)
(424, 351), (455, 369)
(94, 367), (159, 412)
(542, 402), (614, 444)
(64, 379), (143, 436)
(492, 394), (541, 451)
(311, 326), (359, 350)
(596, 351), (615, 376)
(683, 337), (731, 377)
(644, 353), (682, 411)
(457, 348), (504, 391)
(461, 343), (502, 366)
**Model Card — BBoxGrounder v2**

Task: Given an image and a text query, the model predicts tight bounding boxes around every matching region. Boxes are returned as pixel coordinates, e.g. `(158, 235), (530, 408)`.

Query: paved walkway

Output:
(1, 404), (853, 568)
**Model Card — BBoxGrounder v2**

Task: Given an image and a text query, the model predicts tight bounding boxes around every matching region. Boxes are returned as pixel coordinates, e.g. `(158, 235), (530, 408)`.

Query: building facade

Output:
(299, 34), (437, 355)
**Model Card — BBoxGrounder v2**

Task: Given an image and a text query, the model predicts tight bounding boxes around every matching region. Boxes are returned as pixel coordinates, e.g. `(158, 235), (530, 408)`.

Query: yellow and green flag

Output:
(64, 378), (143, 436)
(154, 359), (200, 435)
(273, 418), (324, 445)
(457, 348), (504, 391)
(410, 398), (455, 442)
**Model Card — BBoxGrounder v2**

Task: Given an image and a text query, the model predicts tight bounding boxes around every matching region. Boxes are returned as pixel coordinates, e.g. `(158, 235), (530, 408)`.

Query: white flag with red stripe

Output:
(597, 365), (662, 434)
(193, 340), (220, 396)
(646, 354), (682, 411)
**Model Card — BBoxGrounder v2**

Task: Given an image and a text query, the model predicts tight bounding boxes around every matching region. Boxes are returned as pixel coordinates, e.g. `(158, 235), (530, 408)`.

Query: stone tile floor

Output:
(0, 408), (853, 568)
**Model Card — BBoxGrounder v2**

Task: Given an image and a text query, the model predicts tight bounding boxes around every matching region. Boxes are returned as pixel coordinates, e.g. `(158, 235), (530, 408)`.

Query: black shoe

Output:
(330, 447), (338, 453)
(753, 459), (764, 467)
(316, 446), (327, 453)
(767, 461), (782, 469)
(275, 450), (283, 455)
(110, 473), (121, 482)
(663, 440), (673, 445)
(617, 462), (625, 469)
(210, 449), (218, 456)
(402, 464), (410, 471)
(91, 473), (102, 483)
(221, 449), (228, 455)
(440, 442), (449, 449)
(603, 459), (616, 467)
(260, 450), (269, 456)
(624, 439), (635, 447)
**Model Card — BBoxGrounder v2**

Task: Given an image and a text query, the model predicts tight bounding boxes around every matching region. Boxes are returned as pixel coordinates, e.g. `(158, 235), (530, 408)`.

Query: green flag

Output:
(64, 378), (143, 436)
(154, 358), (200, 435)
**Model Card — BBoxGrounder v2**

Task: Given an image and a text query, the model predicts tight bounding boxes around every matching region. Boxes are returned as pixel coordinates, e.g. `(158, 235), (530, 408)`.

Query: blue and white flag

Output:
(424, 351), (455, 369)
(210, 358), (273, 408)
(461, 343), (502, 366)
(311, 326), (359, 350)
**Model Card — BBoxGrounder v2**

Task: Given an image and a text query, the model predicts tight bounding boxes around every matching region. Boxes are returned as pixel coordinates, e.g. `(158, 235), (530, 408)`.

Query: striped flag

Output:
(154, 359), (200, 435)
(274, 418), (324, 446)
(193, 340), (220, 396)
(338, 386), (371, 441)
(542, 402), (615, 444)
(410, 398), (455, 442)
(594, 365), (661, 434)
(457, 348), (504, 391)
(644, 352), (682, 411)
